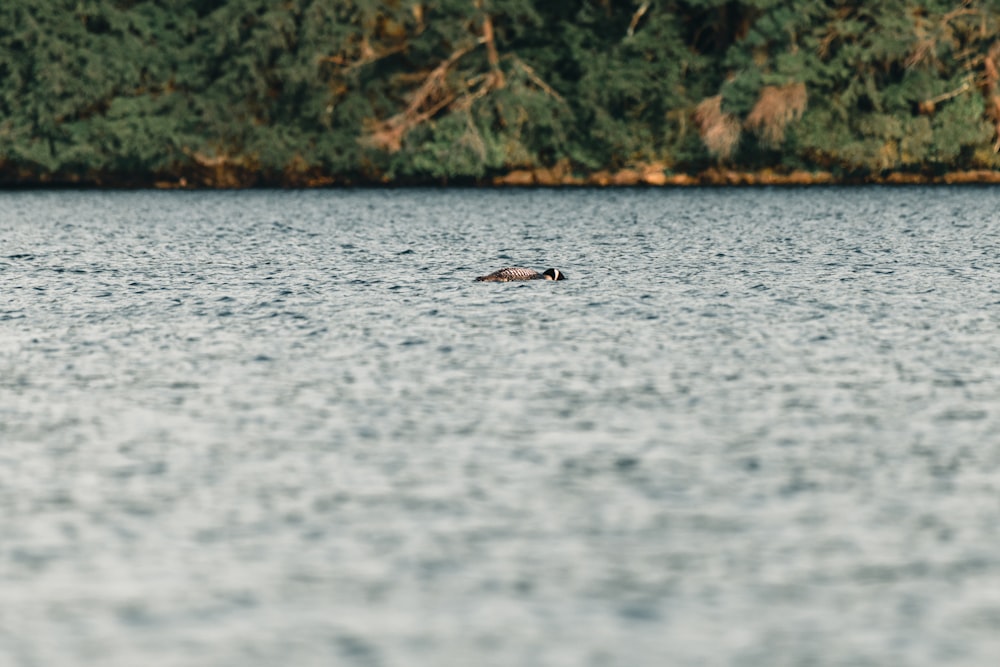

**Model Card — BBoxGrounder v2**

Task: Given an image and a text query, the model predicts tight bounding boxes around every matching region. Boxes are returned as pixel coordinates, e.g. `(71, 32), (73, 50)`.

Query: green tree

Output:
(1, 0), (999, 185)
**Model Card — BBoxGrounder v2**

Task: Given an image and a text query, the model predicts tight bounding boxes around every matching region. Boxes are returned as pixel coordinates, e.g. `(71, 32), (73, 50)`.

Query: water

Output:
(2, 187), (1000, 666)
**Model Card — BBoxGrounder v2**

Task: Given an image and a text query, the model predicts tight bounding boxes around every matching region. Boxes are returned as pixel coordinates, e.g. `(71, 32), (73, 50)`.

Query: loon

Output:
(475, 267), (566, 282)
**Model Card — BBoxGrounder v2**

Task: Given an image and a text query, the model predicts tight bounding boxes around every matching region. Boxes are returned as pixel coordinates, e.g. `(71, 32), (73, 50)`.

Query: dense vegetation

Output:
(2, 0), (999, 186)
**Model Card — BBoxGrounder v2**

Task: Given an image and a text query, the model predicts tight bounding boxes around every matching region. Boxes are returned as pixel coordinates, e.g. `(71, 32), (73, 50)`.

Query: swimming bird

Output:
(474, 267), (566, 282)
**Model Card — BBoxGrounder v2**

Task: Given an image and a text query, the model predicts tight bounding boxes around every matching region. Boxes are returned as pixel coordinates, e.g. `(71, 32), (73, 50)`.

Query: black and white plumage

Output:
(474, 267), (566, 282)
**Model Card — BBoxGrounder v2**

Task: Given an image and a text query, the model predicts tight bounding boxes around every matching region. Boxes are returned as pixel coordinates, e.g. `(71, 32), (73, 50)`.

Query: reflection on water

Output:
(2, 187), (1000, 666)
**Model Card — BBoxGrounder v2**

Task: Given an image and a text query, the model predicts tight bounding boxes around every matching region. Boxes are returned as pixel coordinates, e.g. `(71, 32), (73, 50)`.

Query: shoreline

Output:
(2, 167), (1000, 190)
(491, 167), (1000, 187)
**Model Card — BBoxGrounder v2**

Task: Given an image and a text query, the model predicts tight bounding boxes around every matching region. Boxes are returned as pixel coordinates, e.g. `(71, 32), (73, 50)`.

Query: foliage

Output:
(1, 0), (999, 185)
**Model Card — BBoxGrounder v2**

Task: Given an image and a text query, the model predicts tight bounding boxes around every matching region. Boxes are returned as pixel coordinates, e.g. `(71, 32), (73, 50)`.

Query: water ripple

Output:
(2, 187), (1000, 666)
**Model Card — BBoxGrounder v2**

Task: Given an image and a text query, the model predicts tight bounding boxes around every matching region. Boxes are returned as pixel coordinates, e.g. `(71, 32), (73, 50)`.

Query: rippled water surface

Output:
(3, 187), (1000, 666)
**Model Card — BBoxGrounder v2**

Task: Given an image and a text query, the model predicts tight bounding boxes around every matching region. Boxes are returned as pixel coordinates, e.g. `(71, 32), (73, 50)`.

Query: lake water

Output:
(2, 187), (1000, 666)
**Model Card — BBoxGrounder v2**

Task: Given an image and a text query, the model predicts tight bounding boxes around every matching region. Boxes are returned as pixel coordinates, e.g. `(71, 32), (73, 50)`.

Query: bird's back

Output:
(474, 267), (543, 282)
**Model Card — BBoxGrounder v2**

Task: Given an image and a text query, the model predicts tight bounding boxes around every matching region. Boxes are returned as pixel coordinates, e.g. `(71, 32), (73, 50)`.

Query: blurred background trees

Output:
(1, 0), (999, 185)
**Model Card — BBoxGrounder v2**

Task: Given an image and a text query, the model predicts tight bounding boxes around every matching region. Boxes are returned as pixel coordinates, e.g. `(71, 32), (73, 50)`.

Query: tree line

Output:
(1, 0), (999, 186)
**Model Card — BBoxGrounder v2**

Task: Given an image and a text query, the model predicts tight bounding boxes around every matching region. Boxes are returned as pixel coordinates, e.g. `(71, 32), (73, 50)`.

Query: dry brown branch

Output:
(482, 14), (504, 89)
(920, 79), (972, 113)
(320, 14), (429, 75)
(194, 153), (227, 168)
(451, 73), (497, 112)
(460, 111), (488, 162)
(906, 38), (936, 69)
(627, 1), (650, 38)
(816, 30), (835, 59)
(178, 148), (255, 188)
(815, 7), (852, 59)
(744, 83), (807, 148)
(941, 7), (979, 25)
(986, 42), (1000, 151)
(989, 95), (1000, 152)
(907, 7), (982, 69)
(364, 44), (469, 151)
(363, 14), (525, 152)
(358, 12), (565, 154)
(319, 41), (409, 73)
(694, 96), (741, 158)
(986, 41), (1000, 88)
(508, 55), (566, 103)
(182, 148), (229, 168)
(406, 45), (471, 115)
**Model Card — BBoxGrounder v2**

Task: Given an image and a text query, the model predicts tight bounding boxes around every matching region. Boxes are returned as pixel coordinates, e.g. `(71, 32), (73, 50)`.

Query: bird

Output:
(474, 267), (566, 282)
